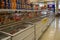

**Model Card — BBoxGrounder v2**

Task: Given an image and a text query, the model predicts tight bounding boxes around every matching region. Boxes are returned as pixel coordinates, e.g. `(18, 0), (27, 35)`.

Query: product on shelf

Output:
(34, 4), (39, 10)
(0, 0), (33, 9)
(13, 11), (25, 21)
(28, 12), (32, 18)
(6, 0), (11, 9)
(11, 3), (16, 9)
(21, 4), (25, 9)
(0, 0), (2, 9)
(1, 0), (5, 9)
(34, 11), (38, 17)
(0, 11), (15, 25)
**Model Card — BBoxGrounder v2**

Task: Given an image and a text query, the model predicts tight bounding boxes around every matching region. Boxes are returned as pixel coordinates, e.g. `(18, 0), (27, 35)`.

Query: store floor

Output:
(39, 17), (60, 40)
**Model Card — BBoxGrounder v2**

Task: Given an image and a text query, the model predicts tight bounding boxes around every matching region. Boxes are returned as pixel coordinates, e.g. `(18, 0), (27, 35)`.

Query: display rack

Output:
(0, 9), (42, 11)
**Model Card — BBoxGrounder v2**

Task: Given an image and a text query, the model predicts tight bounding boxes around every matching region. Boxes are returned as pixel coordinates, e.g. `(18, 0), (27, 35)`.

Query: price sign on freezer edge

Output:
(41, 18), (48, 24)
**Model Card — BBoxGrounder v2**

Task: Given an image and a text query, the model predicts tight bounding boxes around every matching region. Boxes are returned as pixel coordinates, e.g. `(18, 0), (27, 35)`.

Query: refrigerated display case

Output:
(0, 10), (55, 40)
(0, 22), (35, 40)
(32, 10), (49, 40)
(0, 32), (11, 40)
(0, 11), (15, 25)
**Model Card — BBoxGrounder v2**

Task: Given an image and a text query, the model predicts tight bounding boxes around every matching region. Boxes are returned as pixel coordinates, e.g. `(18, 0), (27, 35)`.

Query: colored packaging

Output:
(11, 0), (16, 9)
(16, 4), (20, 9)
(16, 0), (21, 4)
(1, 0), (5, 9)
(11, 3), (16, 9)
(16, 0), (21, 9)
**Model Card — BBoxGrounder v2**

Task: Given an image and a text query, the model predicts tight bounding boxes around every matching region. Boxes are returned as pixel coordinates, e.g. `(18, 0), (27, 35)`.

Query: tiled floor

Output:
(39, 17), (60, 40)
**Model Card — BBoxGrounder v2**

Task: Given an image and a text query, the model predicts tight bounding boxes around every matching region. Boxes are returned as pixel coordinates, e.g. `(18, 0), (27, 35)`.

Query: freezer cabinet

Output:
(35, 18), (49, 40)
(0, 32), (11, 40)
(11, 25), (35, 40)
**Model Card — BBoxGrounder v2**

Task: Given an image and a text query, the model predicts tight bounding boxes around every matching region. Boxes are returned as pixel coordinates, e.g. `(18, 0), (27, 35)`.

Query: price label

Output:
(41, 18), (48, 24)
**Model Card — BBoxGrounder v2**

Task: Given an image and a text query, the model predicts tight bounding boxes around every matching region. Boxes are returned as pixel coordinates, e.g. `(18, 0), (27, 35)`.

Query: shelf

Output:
(0, 9), (42, 12)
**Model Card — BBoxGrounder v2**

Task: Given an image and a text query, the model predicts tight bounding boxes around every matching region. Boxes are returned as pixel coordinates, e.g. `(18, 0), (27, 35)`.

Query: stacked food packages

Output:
(0, 12), (13, 25)
(0, 0), (11, 9)
(34, 12), (38, 17)
(0, 0), (33, 10)
(11, 0), (16, 9)
(0, 0), (2, 9)
(26, 11), (38, 19)
(1, 0), (5, 9)
(5, 0), (11, 9)
(16, 0), (21, 9)
(34, 4), (39, 10)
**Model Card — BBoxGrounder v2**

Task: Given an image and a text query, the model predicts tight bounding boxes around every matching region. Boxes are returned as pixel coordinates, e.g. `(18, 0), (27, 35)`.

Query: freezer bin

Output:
(1, 23), (35, 40)
(0, 32), (11, 40)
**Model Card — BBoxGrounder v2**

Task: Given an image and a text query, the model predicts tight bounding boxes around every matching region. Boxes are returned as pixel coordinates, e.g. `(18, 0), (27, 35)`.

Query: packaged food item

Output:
(13, 11), (21, 21)
(11, 0), (16, 9)
(21, 4), (25, 9)
(11, 0), (16, 3)
(1, 0), (5, 9)
(28, 12), (32, 18)
(34, 5), (39, 10)
(6, 0), (11, 9)
(11, 3), (16, 9)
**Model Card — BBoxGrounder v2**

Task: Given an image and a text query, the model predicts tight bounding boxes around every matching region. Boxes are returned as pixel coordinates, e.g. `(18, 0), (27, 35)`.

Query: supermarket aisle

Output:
(39, 17), (60, 40)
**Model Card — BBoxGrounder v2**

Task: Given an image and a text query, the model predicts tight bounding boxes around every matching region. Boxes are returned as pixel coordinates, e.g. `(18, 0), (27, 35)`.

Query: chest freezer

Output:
(0, 23), (35, 40)
(0, 32), (11, 40)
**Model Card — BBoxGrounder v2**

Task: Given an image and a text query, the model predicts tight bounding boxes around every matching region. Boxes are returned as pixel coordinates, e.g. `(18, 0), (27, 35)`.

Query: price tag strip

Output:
(41, 18), (48, 24)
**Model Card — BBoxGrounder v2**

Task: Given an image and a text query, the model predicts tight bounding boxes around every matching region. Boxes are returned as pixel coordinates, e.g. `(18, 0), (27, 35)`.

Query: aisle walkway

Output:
(39, 17), (60, 40)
